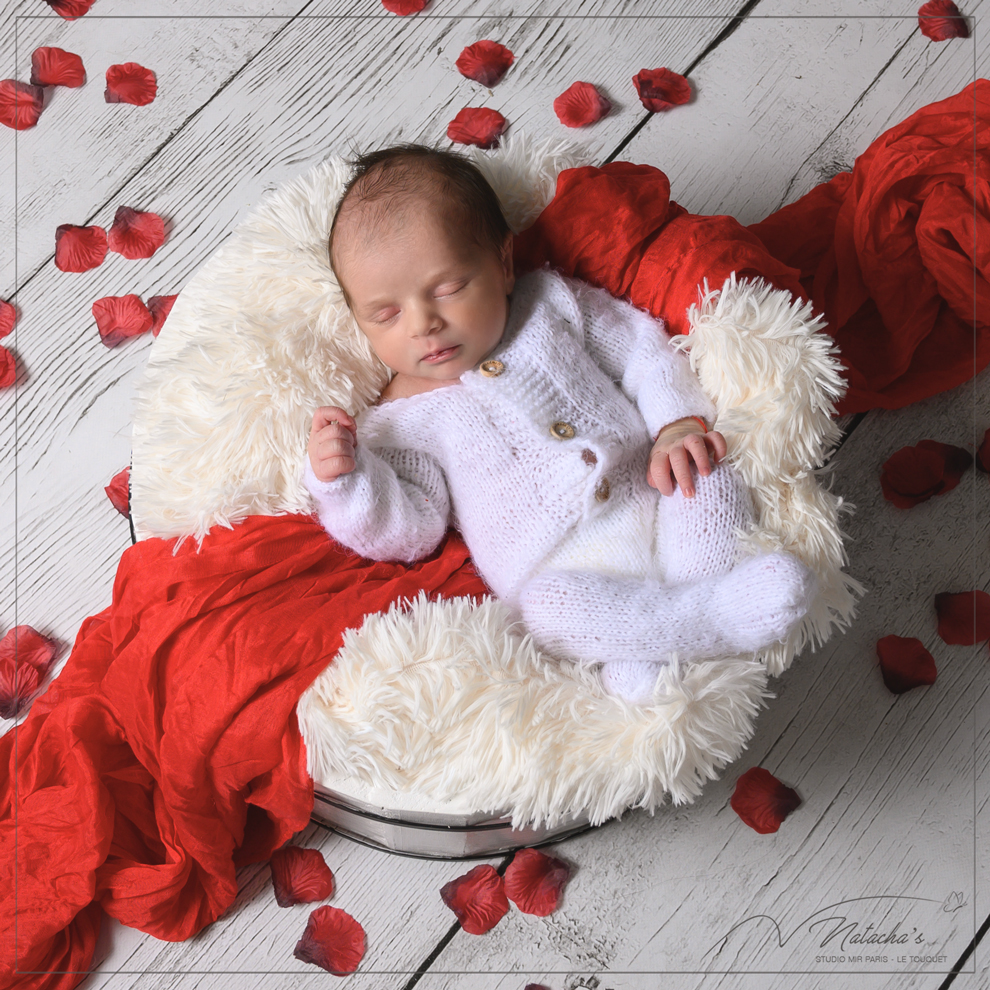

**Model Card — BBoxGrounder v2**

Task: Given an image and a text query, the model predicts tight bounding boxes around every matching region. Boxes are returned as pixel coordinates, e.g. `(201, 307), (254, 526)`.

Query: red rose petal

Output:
(730, 767), (801, 834)
(105, 63), (157, 106)
(31, 47), (86, 88)
(525, 985), (551, 990)
(270, 846), (335, 908)
(553, 81), (611, 128)
(440, 864), (509, 934)
(455, 41), (514, 87)
(0, 661), (42, 720)
(105, 466), (130, 517)
(935, 590), (990, 645)
(633, 67), (691, 113)
(0, 626), (60, 676)
(918, 0), (970, 40)
(293, 906), (365, 975)
(92, 294), (153, 348)
(108, 207), (166, 259)
(45, 0), (97, 19)
(55, 224), (108, 273)
(0, 347), (15, 388)
(0, 80), (45, 130)
(148, 294), (178, 337)
(447, 107), (507, 150)
(0, 300), (15, 338)
(976, 428), (990, 473)
(381, 0), (427, 13)
(876, 635), (938, 693)
(504, 848), (571, 916)
(880, 440), (971, 508)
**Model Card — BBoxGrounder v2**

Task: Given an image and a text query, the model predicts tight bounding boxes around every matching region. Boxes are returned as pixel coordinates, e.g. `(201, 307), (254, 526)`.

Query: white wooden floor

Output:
(2, 1), (987, 988)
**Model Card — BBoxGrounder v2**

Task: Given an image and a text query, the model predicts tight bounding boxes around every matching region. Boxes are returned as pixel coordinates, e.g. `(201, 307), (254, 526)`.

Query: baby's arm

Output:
(303, 407), (451, 563)
(565, 276), (724, 494)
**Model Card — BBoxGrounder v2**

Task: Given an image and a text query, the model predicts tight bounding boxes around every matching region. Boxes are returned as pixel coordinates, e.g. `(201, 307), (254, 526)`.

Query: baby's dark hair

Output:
(328, 143), (511, 299)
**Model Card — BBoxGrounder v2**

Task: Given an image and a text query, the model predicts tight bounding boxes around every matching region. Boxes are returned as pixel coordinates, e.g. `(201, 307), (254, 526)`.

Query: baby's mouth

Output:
(422, 345), (459, 363)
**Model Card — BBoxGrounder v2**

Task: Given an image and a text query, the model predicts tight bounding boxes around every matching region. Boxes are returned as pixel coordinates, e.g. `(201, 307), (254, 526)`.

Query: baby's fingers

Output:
(647, 450), (675, 496)
(668, 446), (696, 497)
(683, 433), (713, 477)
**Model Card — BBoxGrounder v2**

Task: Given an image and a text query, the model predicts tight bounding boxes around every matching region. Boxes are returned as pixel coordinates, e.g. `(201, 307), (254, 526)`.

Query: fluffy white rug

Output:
(129, 134), (864, 828)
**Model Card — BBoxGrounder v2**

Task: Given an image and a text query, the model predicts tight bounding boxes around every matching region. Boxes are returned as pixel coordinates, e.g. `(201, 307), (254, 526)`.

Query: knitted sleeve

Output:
(565, 275), (716, 434)
(302, 443), (451, 563)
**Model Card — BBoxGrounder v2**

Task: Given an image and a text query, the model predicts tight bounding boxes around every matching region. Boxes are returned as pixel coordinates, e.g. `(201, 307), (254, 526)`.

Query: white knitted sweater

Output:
(303, 268), (716, 603)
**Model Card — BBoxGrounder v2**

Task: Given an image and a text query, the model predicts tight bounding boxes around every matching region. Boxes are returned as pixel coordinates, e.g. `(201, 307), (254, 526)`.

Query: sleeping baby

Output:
(303, 143), (817, 704)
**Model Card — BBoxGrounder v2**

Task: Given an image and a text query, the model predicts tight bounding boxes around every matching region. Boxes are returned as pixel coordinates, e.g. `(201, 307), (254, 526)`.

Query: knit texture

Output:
(304, 267), (716, 604)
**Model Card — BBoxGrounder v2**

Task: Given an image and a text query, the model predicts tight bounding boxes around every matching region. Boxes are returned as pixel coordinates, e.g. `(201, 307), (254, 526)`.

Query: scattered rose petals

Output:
(105, 467), (130, 517)
(55, 224), (108, 273)
(918, 0), (970, 40)
(440, 864), (509, 934)
(935, 590), (990, 645)
(0, 625), (59, 717)
(0, 300), (15, 338)
(381, 0), (427, 13)
(730, 767), (801, 834)
(92, 294), (153, 347)
(105, 63), (157, 106)
(447, 107), (507, 149)
(45, 0), (97, 18)
(108, 207), (166, 259)
(876, 635), (938, 693)
(524, 985), (551, 990)
(0, 347), (14, 388)
(880, 440), (972, 508)
(976, 428), (990, 473)
(456, 41), (514, 87)
(553, 81), (611, 127)
(271, 846), (335, 907)
(148, 294), (178, 336)
(0, 80), (45, 130)
(30, 47), (86, 88)
(504, 848), (571, 916)
(633, 67), (691, 112)
(294, 906), (365, 975)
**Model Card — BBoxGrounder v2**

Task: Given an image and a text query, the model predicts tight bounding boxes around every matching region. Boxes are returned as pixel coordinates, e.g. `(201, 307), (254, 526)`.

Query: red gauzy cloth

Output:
(751, 79), (989, 413)
(0, 516), (486, 989)
(514, 161), (808, 339)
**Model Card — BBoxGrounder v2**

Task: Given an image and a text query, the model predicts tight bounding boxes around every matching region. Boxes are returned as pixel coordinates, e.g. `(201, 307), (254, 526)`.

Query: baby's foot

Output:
(712, 552), (817, 654)
(600, 659), (664, 705)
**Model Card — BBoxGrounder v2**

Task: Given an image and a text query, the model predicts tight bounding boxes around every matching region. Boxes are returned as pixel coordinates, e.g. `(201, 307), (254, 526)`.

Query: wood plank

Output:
(620, 0), (987, 224)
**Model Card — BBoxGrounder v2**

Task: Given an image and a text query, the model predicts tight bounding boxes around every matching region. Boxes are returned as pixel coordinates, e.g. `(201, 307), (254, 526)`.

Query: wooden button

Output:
(550, 421), (576, 440)
(479, 359), (505, 377)
(594, 478), (611, 502)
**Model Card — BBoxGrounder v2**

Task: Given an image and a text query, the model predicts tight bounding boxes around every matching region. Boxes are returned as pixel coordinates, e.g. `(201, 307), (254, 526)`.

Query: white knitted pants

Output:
(517, 459), (816, 702)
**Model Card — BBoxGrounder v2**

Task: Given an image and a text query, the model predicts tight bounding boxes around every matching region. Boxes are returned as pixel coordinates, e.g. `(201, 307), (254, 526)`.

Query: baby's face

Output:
(335, 202), (514, 383)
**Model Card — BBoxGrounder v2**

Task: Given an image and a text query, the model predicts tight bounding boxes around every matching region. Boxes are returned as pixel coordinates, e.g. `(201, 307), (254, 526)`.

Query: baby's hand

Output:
(647, 419), (727, 498)
(308, 406), (358, 482)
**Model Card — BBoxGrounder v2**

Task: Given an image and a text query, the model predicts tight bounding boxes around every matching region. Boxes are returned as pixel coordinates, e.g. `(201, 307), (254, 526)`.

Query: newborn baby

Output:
(303, 143), (817, 704)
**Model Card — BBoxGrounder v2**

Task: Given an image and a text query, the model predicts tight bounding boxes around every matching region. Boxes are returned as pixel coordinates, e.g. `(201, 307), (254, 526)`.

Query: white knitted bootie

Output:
(518, 551), (817, 665)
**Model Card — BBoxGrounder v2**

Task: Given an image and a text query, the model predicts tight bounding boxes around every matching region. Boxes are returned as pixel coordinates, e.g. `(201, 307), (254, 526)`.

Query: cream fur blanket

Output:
(130, 135), (863, 828)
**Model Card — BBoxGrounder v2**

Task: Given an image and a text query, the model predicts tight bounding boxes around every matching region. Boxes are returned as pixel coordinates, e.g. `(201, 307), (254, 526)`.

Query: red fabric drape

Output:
(1, 517), (487, 989)
(3, 81), (986, 988)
